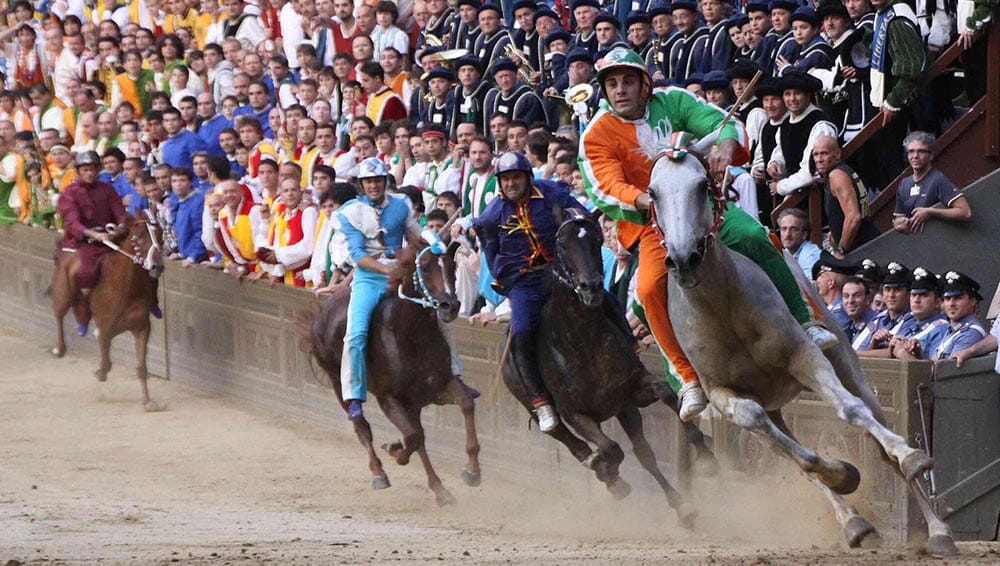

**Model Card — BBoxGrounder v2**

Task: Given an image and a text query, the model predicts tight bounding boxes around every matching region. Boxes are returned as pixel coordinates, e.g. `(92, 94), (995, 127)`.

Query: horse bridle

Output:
(397, 246), (452, 310)
(552, 212), (598, 291)
(99, 215), (163, 274)
(647, 147), (738, 247)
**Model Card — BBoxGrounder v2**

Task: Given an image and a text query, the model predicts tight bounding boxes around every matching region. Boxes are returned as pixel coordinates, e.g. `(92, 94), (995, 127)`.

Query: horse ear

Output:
(691, 128), (722, 155)
(552, 202), (564, 223)
(446, 239), (460, 260)
(589, 208), (603, 225)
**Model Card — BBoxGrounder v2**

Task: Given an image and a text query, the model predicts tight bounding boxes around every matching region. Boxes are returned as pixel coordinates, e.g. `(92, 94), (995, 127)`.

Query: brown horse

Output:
(50, 215), (165, 411)
(308, 241), (481, 505)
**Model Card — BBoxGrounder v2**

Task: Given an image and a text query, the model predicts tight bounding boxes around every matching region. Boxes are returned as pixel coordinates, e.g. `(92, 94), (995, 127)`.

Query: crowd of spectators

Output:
(0, 0), (995, 362)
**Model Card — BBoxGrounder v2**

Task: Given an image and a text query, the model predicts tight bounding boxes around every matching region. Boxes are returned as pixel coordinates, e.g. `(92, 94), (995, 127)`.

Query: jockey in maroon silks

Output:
(56, 151), (133, 336)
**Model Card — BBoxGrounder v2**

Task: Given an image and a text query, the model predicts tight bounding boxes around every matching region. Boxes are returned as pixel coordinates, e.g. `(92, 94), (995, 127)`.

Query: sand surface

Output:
(0, 328), (995, 565)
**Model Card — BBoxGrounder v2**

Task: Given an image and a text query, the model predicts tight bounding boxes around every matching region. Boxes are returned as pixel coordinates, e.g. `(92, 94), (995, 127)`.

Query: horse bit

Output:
(98, 214), (163, 274)
(397, 246), (450, 310)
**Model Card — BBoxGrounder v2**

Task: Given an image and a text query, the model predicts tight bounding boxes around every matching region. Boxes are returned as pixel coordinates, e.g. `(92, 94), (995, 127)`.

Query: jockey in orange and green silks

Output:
(580, 48), (838, 418)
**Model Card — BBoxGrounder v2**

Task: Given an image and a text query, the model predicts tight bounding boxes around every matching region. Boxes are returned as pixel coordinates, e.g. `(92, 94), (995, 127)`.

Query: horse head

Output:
(553, 205), (605, 307)
(396, 233), (461, 322)
(121, 214), (165, 279)
(645, 137), (719, 289)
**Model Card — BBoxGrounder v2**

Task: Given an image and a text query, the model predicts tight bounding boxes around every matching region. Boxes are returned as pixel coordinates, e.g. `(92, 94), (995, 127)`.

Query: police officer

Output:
(855, 262), (912, 351)
(888, 266), (949, 359)
(473, 152), (587, 432)
(928, 271), (988, 361)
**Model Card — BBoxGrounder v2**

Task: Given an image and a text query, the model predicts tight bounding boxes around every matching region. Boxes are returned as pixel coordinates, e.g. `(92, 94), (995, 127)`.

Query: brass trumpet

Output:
(503, 41), (537, 87)
(545, 83), (595, 105)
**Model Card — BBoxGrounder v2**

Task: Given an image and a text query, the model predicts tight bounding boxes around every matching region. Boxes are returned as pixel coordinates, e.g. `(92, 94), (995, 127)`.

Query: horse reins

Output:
(397, 246), (444, 310)
(647, 148), (735, 246)
(98, 216), (163, 274)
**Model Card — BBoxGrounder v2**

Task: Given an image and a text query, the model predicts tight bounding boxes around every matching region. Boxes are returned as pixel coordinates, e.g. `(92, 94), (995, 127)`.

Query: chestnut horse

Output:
(50, 215), (165, 411)
(308, 241), (482, 505)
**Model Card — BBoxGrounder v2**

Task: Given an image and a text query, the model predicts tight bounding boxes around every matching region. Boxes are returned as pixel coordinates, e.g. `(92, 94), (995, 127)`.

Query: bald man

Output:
(812, 135), (879, 256)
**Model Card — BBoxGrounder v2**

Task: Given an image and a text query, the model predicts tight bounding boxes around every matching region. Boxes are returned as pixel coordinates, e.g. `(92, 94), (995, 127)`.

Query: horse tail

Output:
(295, 309), (315, 355)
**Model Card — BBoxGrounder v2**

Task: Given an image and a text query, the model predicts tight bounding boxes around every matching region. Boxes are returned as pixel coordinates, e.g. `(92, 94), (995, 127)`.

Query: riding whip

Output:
(719, 70), (764, 130)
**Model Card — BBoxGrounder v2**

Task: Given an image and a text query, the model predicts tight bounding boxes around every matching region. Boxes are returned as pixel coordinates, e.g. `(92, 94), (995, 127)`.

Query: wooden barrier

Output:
(0, 223), (935, 542)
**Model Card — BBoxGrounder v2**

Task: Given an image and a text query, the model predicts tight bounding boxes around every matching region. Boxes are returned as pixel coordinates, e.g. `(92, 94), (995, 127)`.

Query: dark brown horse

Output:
(308, 241), (481, 505)
(502, 208), (712, 527)
(50, 215), (165, 411)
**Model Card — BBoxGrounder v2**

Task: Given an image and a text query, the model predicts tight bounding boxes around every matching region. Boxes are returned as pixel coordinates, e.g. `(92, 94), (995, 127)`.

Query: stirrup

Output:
(679, 385), (707, 423)
(535, 403), (559, 432)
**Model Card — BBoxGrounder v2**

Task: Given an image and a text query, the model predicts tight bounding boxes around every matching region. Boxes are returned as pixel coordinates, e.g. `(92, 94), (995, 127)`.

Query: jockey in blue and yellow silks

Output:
(473, 152), (588, 432)
(337, 158), (422, 420)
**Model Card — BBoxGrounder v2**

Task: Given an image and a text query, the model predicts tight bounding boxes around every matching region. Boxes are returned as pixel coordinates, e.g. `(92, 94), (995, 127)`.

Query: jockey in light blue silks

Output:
(338, 158), (423, 420)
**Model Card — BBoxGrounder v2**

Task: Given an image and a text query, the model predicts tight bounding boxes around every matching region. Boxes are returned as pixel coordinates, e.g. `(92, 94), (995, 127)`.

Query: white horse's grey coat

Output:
(644, 135), (957, 556)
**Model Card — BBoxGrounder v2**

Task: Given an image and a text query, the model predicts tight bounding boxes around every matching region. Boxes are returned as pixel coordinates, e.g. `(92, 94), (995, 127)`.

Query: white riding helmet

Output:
(357, 157), (389, 179)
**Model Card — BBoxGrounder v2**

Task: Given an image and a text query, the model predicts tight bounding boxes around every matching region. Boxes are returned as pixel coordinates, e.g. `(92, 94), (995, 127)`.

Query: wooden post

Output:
(985, 21), (1000, 157)
(808, 184), (823, 245)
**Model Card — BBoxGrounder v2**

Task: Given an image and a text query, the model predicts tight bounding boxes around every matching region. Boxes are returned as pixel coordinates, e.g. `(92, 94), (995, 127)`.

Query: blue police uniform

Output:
(843, 308), (876, 345)
(853, 310), (914, 350)
(903, 313), (949, 356)
(932, 314), (988, 361)
(829, 296), (850, 330)
(338, 192), (419, 402)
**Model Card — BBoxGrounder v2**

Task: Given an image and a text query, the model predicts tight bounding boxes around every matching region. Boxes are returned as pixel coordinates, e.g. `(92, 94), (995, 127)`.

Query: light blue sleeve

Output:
(337, 207), (370, 265)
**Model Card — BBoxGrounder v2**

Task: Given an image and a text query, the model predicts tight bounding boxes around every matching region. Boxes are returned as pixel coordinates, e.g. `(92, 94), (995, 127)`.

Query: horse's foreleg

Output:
(51, 265), (72, 358)
(616, 406), (696, 528)
(788, 350), (931, 482)
(377, 394), (424, 466)
(560, 412), (629, 498)
(95, 327), (112, 382)
(709, 387), (860, 495)
(906, 476), (959, 556)
(350, 416), (390, 490)
(445, 379), (481, 486)
(414, 443), (455, 506)
(132, 324), (158, 411)
(768, 410), (878, 549)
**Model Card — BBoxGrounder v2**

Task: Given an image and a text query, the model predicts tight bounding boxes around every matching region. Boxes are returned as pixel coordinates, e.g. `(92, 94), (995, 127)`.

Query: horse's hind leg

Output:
(560, 412), (629, 499)
(50, 260), (72, 358)
(445, 378), (481, 486)
(616, 406), (697, 528)
(132, 323), (159, 411)
(769, 410), (877, 549)
(377, 394), (424, 466)
(709, 387), (860, 495)
(788, 349), (931, 482)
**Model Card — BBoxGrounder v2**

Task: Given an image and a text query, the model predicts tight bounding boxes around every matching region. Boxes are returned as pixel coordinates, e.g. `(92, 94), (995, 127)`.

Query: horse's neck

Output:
(681, 244), (735, 305)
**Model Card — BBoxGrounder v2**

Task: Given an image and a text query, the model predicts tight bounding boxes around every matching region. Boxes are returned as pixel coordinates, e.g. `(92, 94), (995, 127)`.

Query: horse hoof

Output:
(52, 347), (65, 358)
(925, 534), (959, 557)
(461, 469), (481, 487)
(94, 370), (108, 382)
(606, 477), (631, 500)
(900, 450), (934, 482)
(436, 489), (456, 507)
(844, 515), (877, 548)
(371, 475), (391, 490)
(676, 502), (698, 530)
(694, 454), (720, 477)
(829, 460), (861, 495)
(582, 451), (602, 470)
(143, 401), (162, 412)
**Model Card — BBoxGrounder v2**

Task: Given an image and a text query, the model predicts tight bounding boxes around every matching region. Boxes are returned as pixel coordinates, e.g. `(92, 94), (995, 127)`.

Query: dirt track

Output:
(1, 328), (996, 565)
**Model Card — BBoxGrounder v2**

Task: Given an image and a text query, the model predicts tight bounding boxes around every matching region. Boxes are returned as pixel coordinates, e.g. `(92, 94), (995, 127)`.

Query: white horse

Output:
(644, 134), (958, 556)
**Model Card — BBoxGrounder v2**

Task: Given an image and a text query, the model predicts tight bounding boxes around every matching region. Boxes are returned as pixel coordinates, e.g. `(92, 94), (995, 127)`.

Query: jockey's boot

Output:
(678, 382), (708, 422)
(347, 400), (364, 420)
(150, 304), (163, 319)
(77, 323), (89, 337)
(455, 375), (481, 399)
(804, 323), (839, 351)
(534, 403), (559, 433)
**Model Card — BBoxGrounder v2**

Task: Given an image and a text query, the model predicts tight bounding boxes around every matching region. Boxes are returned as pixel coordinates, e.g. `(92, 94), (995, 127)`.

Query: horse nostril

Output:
(690, 252), (703, 268)
(697, 239), (706, 256)
(665, 256), (677, 270)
